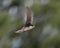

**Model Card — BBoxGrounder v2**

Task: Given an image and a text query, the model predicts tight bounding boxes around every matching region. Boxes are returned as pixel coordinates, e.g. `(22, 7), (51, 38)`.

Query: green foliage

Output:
(31, 3), (42, 16)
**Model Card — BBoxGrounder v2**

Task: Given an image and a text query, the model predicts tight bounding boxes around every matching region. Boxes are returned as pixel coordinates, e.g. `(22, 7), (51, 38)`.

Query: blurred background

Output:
(0, 0), (60, 48)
